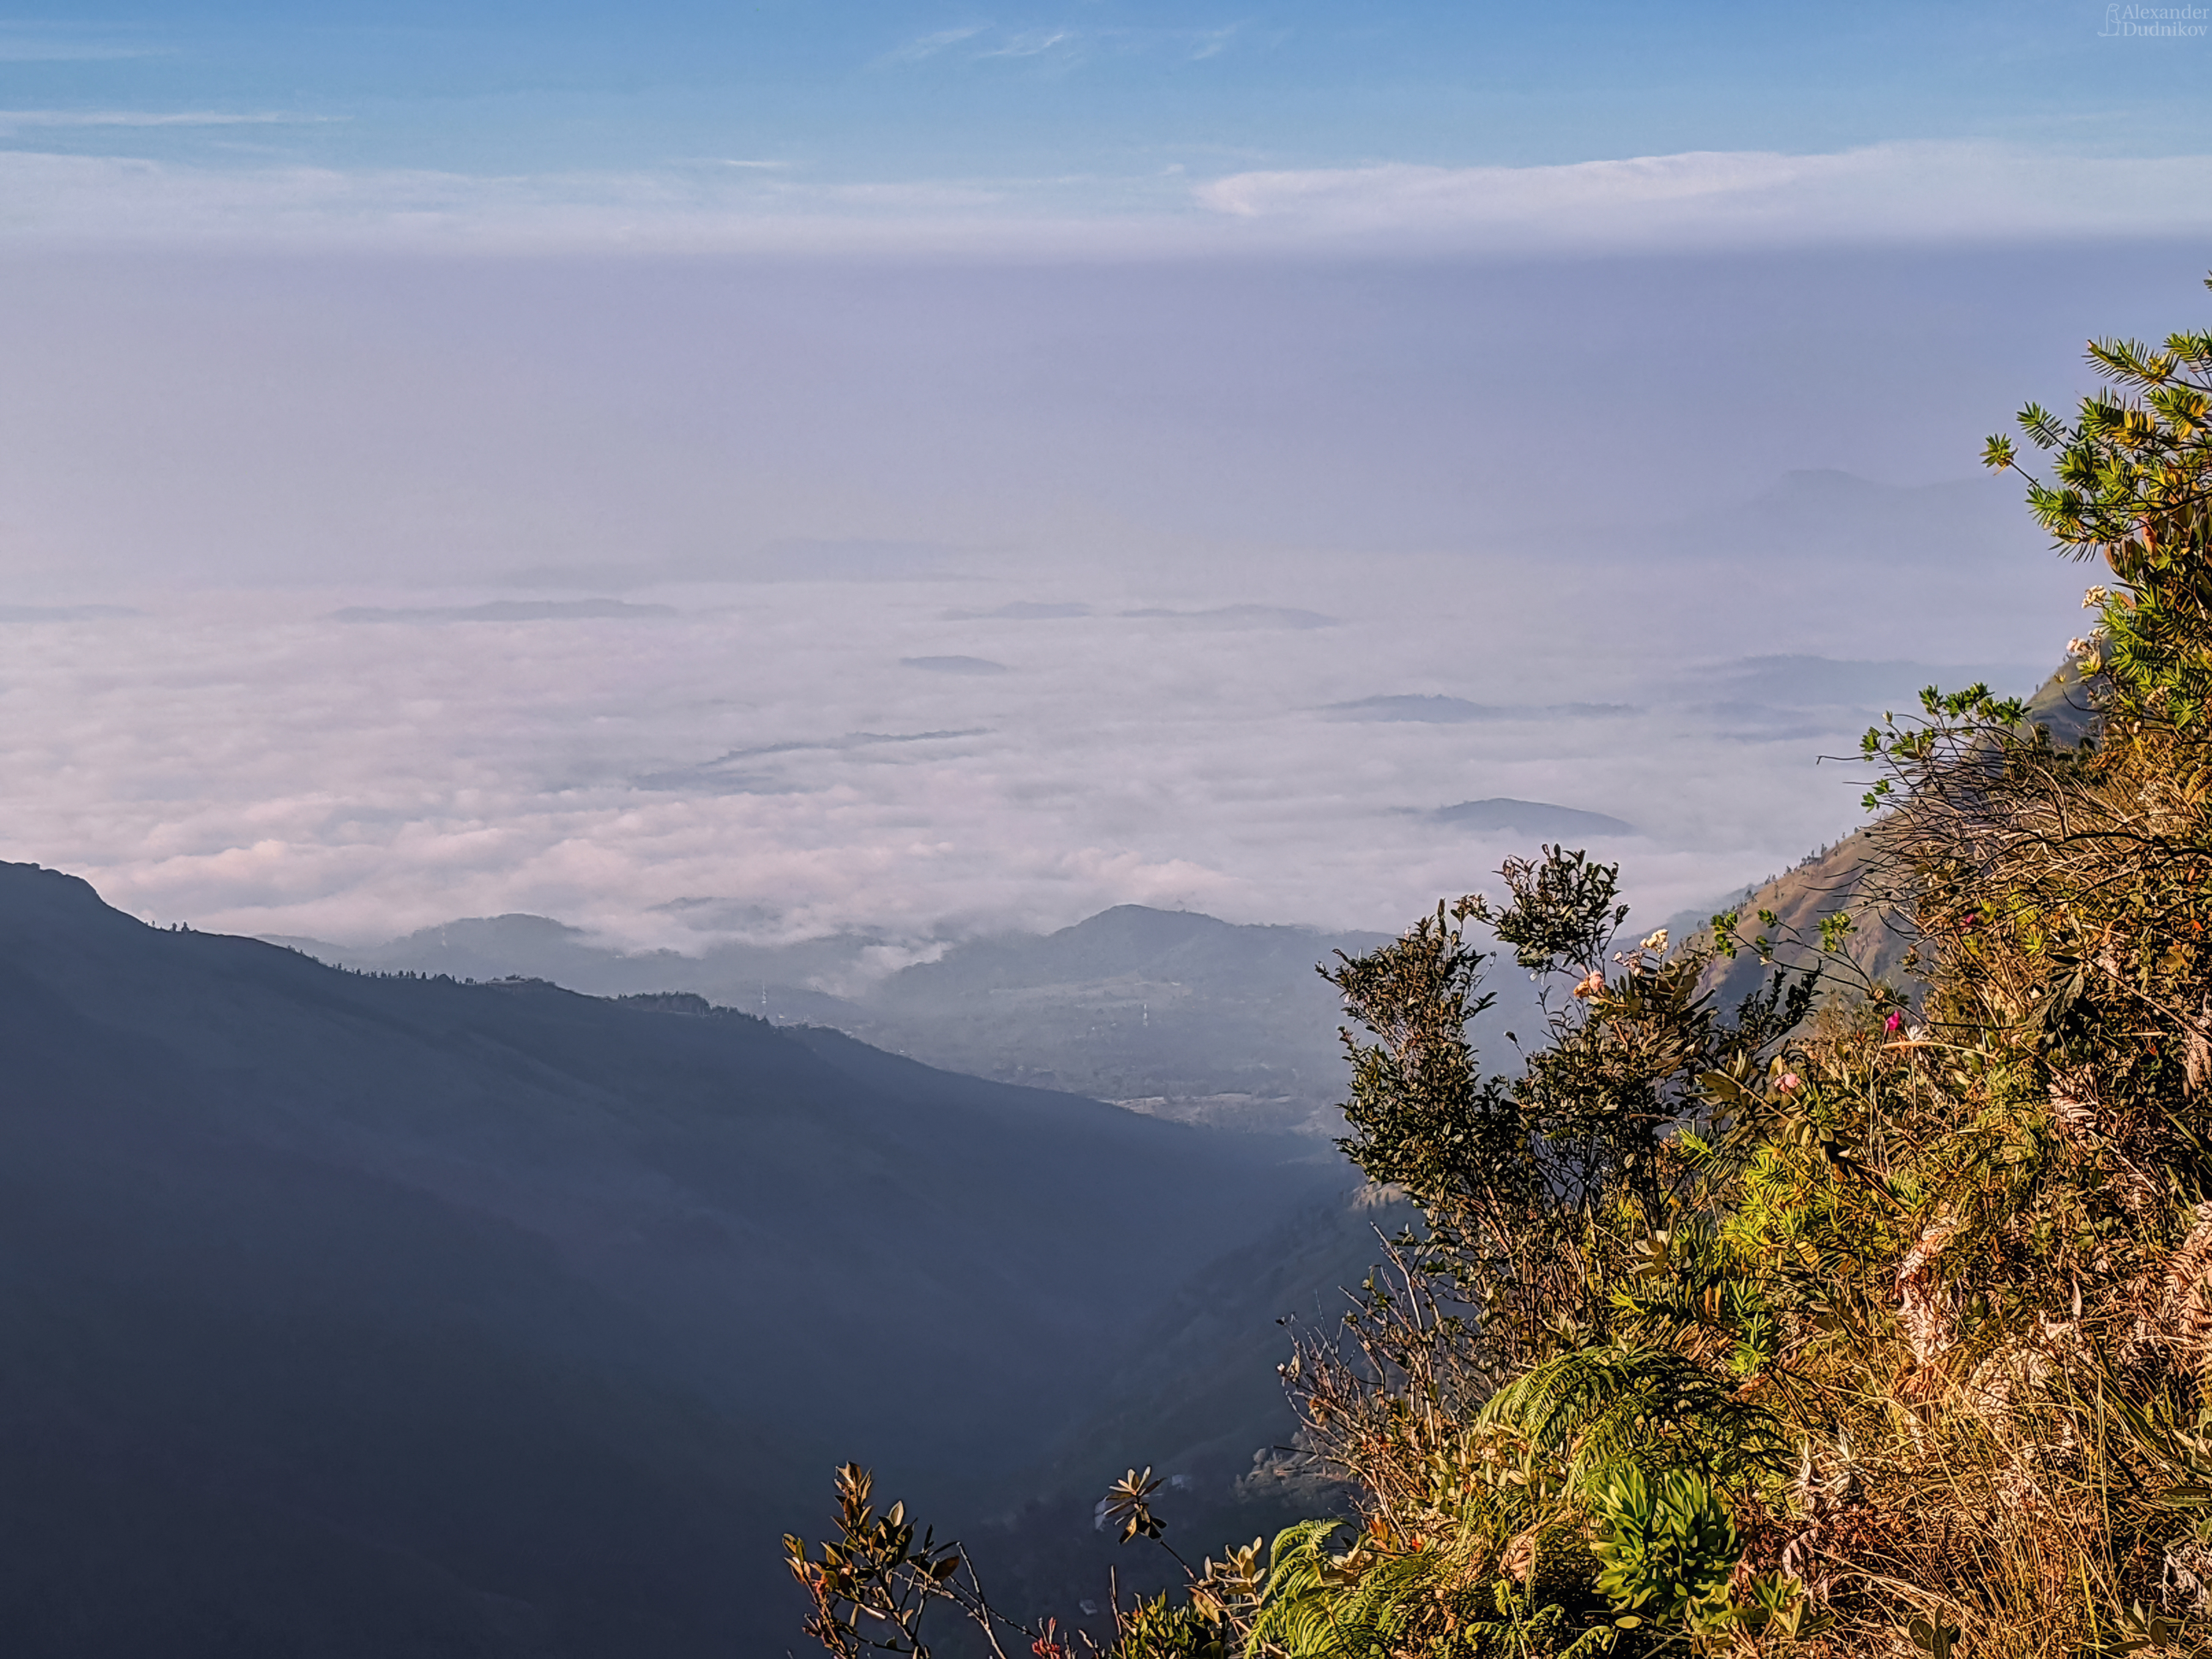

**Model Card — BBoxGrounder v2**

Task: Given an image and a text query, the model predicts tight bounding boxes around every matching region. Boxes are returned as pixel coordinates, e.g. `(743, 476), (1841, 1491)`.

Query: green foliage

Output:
(1322, 846), (1816, 1379)
(1986, 273), (2212, 723)
(1110, 1593), (1229, 1659)
(1247, 1518), (1616, 1659)
(1479, 848), (1629, 977)
(1476, 1346), (1792, 1500)
(1589, 1468), (1736, 1626)
(1241, 1521), (1369, 1658)
(796, 263), (2212, 1659)
(1325, 897), (1534, 1232)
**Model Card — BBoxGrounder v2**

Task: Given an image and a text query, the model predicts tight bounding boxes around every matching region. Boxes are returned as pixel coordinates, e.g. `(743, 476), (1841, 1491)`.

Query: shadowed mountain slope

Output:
(275, 905), (1416, 1133)
(0, 863), (1337, 1656)
(941, 1182), (1422, 1649)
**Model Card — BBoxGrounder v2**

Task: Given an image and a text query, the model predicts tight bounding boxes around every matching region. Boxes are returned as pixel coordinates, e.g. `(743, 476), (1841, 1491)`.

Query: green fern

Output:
(1475, 1344), (1791, 1499)
(1248, 1518), (1617, 1658)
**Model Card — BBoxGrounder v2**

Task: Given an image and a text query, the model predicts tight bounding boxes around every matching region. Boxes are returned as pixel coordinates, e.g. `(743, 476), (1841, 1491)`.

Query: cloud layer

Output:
(0, 241), (2151, 954)
(1191, 144), (2212, 247)
(0, 545), (2063, 956)
(5, 141), (2211, 253)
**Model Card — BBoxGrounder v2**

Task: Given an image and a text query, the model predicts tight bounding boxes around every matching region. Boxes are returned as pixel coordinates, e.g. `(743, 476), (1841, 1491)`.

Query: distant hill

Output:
(853, 907), (1407, 1128)
(1428, 798), (1638, 838)
(272, 905), (1470, 1134)
(0, 862), (1343, 1656)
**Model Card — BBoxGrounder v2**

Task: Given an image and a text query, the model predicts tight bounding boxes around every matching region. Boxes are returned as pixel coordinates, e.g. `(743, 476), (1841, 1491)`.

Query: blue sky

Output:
(3, 1), (2209, 243)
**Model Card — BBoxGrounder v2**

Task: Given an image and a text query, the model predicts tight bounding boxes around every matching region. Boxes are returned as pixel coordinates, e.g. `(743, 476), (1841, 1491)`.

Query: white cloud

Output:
(879, 21), (1240, 71)
(1191, 142), (2212, 248)
(0, 149), (1064, 251)
(0, 532), (2073, 954)
(0, 111), (317, 129)
(3, 139), (2210, 254)
(1198, 151), (1806, 222)
(981, 28), (1078, 59)
(878, 25), (988, 64)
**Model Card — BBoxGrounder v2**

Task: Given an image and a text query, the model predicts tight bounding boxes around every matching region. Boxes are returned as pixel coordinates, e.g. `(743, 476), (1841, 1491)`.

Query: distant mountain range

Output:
(0, 861), (1361, 1656)
(1428, 797), (1638, 837)
(268, 905), (1467, 1135)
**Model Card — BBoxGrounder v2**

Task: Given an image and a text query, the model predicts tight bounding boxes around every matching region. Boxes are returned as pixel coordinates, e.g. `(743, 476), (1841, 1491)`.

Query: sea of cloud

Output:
(0, 240), (2170, 954)
(0, 538), (2068, 953)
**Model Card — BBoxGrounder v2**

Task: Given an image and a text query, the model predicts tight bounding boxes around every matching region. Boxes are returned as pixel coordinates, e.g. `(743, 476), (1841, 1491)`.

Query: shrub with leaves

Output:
(790, 268), (2212, 1659)
(1589, 1467), (1736, 1629)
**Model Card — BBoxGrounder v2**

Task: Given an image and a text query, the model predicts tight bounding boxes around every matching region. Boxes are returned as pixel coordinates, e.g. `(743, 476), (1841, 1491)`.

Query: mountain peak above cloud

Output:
(1428, 799), (1638, 839)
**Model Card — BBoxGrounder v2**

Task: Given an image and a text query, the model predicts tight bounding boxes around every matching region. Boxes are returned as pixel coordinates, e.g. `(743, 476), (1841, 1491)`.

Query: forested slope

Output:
(0, 861), (1334, 1656)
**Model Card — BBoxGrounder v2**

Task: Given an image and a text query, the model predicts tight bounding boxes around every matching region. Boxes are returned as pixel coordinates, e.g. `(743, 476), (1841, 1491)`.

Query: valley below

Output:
(0, 860), (1398, 1655)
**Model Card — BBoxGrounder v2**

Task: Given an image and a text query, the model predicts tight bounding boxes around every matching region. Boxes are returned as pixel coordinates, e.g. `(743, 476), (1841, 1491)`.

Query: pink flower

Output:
(1572, 970), (1605, 1000)
(1776, 1073), (1801, 1093)
(1884, 1012), (1904, 1035)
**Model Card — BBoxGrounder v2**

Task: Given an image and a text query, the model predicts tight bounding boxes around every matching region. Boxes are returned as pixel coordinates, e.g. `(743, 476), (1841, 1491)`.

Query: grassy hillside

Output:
(1688, 661), (2095, 1013)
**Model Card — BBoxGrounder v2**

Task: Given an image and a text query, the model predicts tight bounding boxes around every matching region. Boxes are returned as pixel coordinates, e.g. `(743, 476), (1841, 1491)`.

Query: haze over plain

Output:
(1, 0), (2207, 958)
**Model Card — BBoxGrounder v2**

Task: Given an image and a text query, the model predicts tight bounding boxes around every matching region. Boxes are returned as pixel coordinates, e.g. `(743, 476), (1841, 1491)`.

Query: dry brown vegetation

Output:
(784, 275), (2212, 1659)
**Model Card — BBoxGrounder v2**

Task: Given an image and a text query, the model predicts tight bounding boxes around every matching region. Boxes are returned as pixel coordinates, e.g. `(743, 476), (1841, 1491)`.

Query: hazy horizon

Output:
(2, 1), (2205, 954)
(0, 241), (2174, 953)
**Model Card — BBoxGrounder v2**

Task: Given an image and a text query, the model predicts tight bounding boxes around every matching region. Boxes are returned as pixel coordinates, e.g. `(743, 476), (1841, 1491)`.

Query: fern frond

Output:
(1476, 1343), (1791, 1495)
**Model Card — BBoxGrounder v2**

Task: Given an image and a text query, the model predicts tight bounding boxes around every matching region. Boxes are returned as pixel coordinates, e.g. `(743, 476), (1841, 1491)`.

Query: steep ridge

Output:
(1695, 662), (2098, 1011)
(0, 863), (1337, 1656)
(1695, 826), (1907, 1012)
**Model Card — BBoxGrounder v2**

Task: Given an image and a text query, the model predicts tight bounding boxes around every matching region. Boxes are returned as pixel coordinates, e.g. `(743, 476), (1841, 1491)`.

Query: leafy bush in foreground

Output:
(786, 273), (2212, 1659)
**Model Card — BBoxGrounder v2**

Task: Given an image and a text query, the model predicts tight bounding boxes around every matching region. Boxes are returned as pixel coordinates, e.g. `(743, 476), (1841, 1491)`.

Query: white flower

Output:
(2083, 585), (2110, 610)
(2067, 637), (2091, 657)
(1641, 929), (1668, 953)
